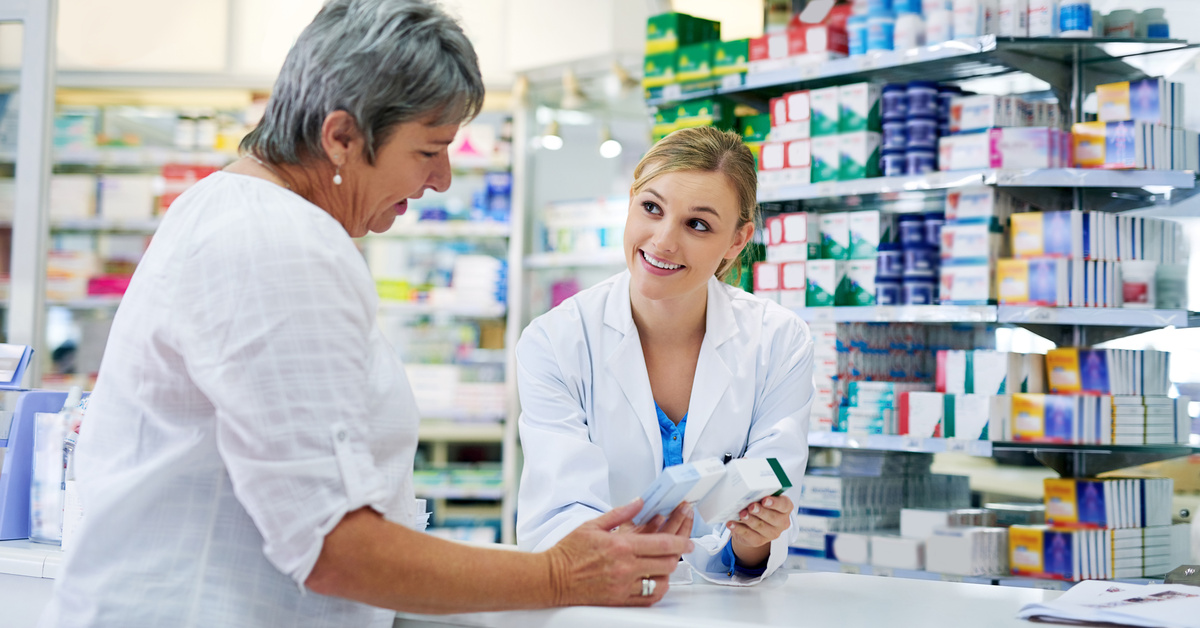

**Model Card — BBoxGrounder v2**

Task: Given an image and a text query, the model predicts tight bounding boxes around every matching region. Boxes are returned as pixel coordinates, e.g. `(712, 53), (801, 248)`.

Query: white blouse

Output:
(40, 172), (419, 628)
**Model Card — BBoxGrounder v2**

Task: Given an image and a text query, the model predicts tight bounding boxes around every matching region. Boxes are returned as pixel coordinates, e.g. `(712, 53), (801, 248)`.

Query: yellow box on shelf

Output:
(375, 279), (413, 302)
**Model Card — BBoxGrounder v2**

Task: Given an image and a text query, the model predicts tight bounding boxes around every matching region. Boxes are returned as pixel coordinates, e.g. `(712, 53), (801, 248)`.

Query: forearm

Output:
(307, 507), (560, 614)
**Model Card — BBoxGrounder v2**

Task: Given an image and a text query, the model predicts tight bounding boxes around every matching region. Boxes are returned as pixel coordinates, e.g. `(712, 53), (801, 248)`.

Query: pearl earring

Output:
(333, 164), (343, 186)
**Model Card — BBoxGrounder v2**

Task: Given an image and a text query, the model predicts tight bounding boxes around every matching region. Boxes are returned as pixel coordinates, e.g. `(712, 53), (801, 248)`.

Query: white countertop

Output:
(394, 571), (1062, 628)
(0, 539), (64, 579)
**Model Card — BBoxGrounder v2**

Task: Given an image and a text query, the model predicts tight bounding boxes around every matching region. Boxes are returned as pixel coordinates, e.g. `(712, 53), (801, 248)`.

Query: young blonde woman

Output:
(516, 126), (814, 585)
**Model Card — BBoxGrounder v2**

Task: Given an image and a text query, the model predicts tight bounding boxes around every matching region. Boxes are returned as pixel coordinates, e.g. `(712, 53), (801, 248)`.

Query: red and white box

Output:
(767, 211), (815, 262)
(753, 262), (781, 303)
(779, 261), (807, 308)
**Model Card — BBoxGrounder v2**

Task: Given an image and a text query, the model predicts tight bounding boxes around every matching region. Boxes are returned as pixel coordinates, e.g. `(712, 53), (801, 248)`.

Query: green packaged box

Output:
(810, 86), (840, 137)
(806, 259), (839, 307)
(646, 13), (720, 55)
(839, 132), (882, 180)
(653, 107), (679, 139)
(836, 260), (877, 306)
(819, 212), (850, 260)
(676, 42), (714, 82)
(811, 135), (841, 183)
(739, 114), (771, 143)
(838, 83), (882, 133)
(713, 38), (749, 76)
(643, 52), (677, 88)
(848, 210), (896, 260)
(674, 97), (736, 132)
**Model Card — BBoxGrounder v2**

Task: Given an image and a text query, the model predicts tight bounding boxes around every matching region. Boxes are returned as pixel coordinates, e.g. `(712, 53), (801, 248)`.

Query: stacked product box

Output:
(748, 2), (850, 75)
(997, 211), (1187, 309)
(651, 97), (738, 143)
(739, 113), (770, 167)
(833, 323), (984, 412)
(1010, 477), (1188, 581)
(760, 90), (813, 187)
(939, 186), (1035, 305)
(1009, 393), (1191, 445)
(939, 94), (1069, 172)
(880, 507), (1008, 576)
(754, 210), (818, 306)
(792, 460), (971, 560)
(643, 12), (721, 90)
(839, 380), (934, 434)
(1073, 78), (1198, 171)
(811, 321), (839, 431)
(879, 82), (953, 178)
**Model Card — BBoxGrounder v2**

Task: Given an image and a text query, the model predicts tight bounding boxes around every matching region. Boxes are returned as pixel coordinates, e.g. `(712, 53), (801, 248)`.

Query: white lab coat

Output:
(516, 271), (813, 585)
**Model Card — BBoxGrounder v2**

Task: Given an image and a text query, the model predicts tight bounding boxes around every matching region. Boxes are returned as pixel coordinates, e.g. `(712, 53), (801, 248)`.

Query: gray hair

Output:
(240, 0), (484, 165)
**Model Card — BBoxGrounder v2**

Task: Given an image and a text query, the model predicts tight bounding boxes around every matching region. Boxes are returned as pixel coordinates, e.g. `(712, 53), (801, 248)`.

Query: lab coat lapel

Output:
(604, 272), (663, 470)
(683, 278), (738, 460)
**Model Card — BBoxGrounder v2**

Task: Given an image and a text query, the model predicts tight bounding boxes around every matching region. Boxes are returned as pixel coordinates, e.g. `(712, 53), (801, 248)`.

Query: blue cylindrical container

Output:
(894, 0), (922, 13)
(938, 122), (952, 137)
(906, 149), (937, 175)
(1148, 23), (1169, 38)
(907, 81), (939, 119)
(902, 244), (938, 275)
(881, 149), (908, 177)
(876, 279), (903, 305)
(867, 8), (896, 51)
(897, 214), (925, 247)
(902, 276), (937, 305)
(882, 84), (908, 121)
(906, 117), (938, 150)
(937, 85), (961, 122)
(848, 15), (869, 56)
(1060, 0), (1092, 35)
(876, 242), (904, 278)
(882, 120), (908, 151)
(923, 211), (945, 248)
(868, 0), (893, 11)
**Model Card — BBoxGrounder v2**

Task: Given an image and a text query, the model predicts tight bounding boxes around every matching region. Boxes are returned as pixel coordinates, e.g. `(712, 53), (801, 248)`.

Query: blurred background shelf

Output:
(524, 249), (626, 269)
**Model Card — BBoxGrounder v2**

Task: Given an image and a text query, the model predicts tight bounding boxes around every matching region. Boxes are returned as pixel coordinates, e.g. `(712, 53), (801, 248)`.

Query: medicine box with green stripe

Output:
(810, 135), (840, 183)
(839, 132), (882, 180)
(673, 98), (737, 132)
(809, 87), (840, 137)
(839, 83), (882, 132)
(806, 259), (839, 307)
(819, 212), (850, 260)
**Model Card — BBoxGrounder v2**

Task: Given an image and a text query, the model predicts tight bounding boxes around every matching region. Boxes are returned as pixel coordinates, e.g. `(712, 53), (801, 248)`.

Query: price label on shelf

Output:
(815, 182), (836, 196)
(662, 84), (683, 102)
(721, 74), (743, 90)
(903, 437), (923, 451)
(798, 65), (819, 79)
(945, 439), (969, 453)
(874, 567), (894, 578)
(1028, 308), (1058, 323)
(941, 574), (964, 583)
(1034, 580), (1065, 591)
(840, 563), (861, 575)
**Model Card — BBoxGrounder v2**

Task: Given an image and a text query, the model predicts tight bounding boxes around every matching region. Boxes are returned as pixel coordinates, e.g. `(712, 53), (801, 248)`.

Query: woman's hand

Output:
(615, 501), (694, 539)
(546, 499), (693, 607)
(728, 495), (794, 569)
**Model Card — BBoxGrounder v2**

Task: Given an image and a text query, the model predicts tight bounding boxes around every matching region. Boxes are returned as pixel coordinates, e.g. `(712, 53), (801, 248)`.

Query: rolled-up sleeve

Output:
(174, 209), (389, 586)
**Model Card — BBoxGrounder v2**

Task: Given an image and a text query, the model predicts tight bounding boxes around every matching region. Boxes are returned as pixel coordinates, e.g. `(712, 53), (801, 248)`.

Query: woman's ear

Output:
(724, 221), (756, 260)
(320, 110), (364, 164)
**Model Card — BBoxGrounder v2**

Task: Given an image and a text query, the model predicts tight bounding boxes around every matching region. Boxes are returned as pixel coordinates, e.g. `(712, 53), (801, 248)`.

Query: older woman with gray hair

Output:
(39, 1), (690, 626)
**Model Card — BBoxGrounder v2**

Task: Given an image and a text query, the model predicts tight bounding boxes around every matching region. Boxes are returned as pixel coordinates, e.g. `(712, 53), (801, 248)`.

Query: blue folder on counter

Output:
(0, 343), (33, 391)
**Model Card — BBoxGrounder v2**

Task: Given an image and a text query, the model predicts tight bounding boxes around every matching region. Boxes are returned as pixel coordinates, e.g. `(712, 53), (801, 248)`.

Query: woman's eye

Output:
(642, 201), (661, 215)
(690, 220), (710, 232)
(421, 151), (439, 158)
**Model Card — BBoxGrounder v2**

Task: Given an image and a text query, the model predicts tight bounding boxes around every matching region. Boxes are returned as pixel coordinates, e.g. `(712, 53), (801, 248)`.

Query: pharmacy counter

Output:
(0, 540), (62, 628)
(393, 571), (1061, 628)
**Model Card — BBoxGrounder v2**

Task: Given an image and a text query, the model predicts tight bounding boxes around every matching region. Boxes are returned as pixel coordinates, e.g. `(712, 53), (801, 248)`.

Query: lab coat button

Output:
(337, 430), (347, 441)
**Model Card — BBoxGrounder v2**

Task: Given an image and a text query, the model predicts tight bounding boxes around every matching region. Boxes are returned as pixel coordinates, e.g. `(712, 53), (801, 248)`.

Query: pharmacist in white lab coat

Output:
(517, 127), (814, 585)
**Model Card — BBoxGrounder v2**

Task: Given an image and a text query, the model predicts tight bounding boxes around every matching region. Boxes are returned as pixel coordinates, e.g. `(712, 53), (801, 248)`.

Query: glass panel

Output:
(0, 21), (21, 346)
(57, 0), (228, 72)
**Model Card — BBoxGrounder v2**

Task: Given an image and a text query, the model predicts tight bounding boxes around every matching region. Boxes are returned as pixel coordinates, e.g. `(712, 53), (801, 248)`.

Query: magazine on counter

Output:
(1018, 580), (1200, 628)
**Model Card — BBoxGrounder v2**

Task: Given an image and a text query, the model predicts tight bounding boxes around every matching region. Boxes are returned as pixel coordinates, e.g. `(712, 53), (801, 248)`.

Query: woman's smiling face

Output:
(624, 169), (753, 304)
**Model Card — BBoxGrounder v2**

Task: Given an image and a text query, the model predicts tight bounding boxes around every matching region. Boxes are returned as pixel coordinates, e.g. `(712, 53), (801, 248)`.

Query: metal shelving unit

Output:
(647, 36), (1197, 108)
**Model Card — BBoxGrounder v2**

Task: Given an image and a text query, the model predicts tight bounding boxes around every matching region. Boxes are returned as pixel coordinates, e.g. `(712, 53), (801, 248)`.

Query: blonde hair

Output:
(630, 126), (758, 281)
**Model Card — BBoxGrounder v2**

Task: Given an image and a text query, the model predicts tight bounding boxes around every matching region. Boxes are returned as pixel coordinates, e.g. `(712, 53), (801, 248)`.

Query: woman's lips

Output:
(394, 200), (408, 215)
